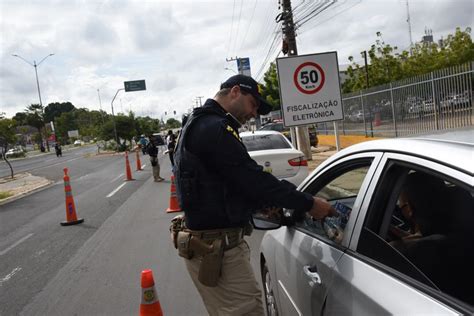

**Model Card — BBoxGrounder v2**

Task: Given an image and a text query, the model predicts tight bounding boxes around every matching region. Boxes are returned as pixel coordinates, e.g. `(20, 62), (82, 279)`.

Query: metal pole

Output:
(111, 88), (124, 152)
(333, 121), (340, 151)
(97, 89), (105, 124)
(390, 83), (398, 137)
(281, 0), (311, 160)
(33, 61), (49, 151)
(33, 61), (43, 107)
(360, 91), (367, 137)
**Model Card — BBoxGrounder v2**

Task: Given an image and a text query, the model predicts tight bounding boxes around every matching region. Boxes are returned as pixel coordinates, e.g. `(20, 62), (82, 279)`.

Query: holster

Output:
(197, 238), (224, 287)
(177, 231), (193, 259)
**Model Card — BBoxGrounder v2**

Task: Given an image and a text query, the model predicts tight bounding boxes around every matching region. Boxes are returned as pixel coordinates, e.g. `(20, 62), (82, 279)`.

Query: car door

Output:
(274, 152), (383, 315)
(324, 153), (473, 314)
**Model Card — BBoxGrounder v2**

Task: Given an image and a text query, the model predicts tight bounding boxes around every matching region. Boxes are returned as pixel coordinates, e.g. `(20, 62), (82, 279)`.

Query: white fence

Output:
(317, 62), (473, 137)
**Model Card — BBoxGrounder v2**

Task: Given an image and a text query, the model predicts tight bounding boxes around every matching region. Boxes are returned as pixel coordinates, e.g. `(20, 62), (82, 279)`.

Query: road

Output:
(0, 147), (265, 315)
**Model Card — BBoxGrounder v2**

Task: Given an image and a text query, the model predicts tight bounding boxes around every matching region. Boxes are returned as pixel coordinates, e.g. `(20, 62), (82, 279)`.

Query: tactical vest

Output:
(174, 107), (251, 230)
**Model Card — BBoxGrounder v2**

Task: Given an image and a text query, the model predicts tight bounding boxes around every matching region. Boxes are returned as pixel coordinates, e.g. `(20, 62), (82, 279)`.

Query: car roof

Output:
(336, 128), (474, 175)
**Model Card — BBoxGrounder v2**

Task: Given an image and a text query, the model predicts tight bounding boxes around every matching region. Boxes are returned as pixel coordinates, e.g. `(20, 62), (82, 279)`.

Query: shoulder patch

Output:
(226, 125), (241, 142)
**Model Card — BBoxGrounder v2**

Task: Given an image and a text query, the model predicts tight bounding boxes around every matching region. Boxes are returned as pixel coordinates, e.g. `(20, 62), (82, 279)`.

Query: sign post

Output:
(110, 80), (147, 151)
(277, 51), (343, 151)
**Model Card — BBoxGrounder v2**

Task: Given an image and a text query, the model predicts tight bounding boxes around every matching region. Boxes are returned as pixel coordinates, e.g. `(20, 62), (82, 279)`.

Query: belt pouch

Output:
(198, 239), (224, 287)
(177, 231), (193, 259)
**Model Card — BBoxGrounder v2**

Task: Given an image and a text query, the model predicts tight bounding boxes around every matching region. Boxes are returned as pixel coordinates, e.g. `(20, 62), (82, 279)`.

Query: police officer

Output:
(146, 135), (164, 182)
(173, 74), (335, 315)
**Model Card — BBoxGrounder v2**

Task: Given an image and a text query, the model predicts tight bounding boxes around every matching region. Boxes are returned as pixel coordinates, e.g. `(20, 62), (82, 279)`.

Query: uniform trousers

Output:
(149, 156), (160, 180)
(184, 240), (264, 315)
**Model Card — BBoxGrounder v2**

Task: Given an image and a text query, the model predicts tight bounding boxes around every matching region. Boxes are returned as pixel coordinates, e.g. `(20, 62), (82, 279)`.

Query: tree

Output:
(136, 116), (161, 136)
(259, 62), (281, 111)
(12, 112), (28, 125)
(44, 102), (75, 123)
(55, 111), (78, 144)
(342, 27), (474, 93)
(165, 118), (181, 129)
(25, 104), (48, 151)
(0, 118), (18, 178)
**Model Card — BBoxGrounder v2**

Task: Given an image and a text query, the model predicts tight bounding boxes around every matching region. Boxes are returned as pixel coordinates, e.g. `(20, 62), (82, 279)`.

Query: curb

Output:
(0, 180), (55, 206)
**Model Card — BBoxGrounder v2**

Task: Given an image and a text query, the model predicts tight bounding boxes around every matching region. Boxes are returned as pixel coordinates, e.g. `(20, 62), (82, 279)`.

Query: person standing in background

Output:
(146, 136), (164, 182)
(166, 130), (176, 167)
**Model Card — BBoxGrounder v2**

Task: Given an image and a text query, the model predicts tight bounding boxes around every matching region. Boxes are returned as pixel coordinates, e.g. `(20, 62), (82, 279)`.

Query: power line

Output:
(225, 0), (238, 66)
(230, 0), (244, 56)
(295, 0), (336, 27)
(296, 0), (361, 33)
(255, 31), (282, 80)
(237, 0), (259, 52)
(254, 1), (280, 54)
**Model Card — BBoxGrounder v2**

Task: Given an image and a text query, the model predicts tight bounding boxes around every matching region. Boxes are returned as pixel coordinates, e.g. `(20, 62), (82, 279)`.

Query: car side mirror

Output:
(250, 208), (295, 230)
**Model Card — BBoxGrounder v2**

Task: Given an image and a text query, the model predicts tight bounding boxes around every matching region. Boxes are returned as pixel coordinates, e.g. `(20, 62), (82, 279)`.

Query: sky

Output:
(0, 0), (472, 120)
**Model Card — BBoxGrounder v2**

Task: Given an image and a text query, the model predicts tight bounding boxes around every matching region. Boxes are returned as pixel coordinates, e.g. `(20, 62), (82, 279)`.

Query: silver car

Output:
(256, 128), (473, 315)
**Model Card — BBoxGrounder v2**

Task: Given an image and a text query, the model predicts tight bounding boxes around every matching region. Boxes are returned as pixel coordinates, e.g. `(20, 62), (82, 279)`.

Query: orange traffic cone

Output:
(136, 149), (142, 171)
(140, 269), (163, 316)
(125, 151), (135, 181)
(60, 168), (84, 226)
(166, 175), (181, 213)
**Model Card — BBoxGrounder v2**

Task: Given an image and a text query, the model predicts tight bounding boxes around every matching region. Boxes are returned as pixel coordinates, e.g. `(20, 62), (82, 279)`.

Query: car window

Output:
(357, 164), (474, 307)
(295, 160), (373, 245)
(241, 134), (291, 151)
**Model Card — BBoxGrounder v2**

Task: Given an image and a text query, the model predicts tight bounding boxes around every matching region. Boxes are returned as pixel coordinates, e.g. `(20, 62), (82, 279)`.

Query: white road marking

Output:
(110, 173), (124, 183)
(0, 267), (22, 286)
(77, 174), (89, 180)
(106, 183), (126, 198)
(0, 233), (34, 256)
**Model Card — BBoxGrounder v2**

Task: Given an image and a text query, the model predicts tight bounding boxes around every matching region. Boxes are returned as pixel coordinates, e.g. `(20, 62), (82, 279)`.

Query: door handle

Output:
(303, 265), (322, 286)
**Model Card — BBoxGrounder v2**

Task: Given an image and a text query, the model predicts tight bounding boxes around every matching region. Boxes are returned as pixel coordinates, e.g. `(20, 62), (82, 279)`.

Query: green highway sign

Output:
(124, 80), (146, 92)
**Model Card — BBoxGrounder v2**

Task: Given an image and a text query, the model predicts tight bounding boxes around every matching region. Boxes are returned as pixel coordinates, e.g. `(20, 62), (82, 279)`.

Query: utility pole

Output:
(226, 56), (243, 74)
(196, 96), (204, 107)
(281, 0), (312, 160)
(406, 0), (414, 55)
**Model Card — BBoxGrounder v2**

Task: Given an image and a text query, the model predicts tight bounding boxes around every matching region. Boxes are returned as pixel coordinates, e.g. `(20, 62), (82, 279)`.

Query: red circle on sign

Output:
(293, 62), (325, 94)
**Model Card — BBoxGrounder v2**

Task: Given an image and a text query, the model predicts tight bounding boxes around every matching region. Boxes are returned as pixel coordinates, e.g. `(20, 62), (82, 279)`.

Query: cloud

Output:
(0, 0), (473, 119)
(83, 19), (118, 46)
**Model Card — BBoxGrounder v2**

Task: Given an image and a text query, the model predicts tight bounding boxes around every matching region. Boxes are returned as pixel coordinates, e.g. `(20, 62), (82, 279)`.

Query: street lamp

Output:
(86, 83), (107, 124)
(224, 67), (237, 74)
(12, 53), (55, 151)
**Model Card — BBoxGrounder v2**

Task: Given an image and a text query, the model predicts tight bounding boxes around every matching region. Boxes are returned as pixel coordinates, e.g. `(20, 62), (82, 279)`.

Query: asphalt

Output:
(0, 146), (336, 206)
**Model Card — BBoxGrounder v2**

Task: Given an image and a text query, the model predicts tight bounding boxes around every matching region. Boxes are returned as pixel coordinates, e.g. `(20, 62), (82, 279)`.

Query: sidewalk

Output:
(0, 173), (53, 205)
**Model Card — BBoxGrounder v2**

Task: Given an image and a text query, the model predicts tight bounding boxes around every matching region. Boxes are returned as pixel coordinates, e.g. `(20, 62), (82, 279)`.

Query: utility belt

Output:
(169, 215), (252, 287)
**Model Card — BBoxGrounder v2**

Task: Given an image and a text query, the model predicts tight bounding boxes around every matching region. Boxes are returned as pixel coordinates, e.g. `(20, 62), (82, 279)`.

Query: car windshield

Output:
(241, 134), (291, 151)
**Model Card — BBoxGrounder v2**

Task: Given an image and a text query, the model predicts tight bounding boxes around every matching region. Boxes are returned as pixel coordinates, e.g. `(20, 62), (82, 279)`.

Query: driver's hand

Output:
(309, 197), (337, 220)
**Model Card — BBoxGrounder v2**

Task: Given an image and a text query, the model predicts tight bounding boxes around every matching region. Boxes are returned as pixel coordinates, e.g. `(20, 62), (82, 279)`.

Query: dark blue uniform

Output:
(174, 99), (313, 230)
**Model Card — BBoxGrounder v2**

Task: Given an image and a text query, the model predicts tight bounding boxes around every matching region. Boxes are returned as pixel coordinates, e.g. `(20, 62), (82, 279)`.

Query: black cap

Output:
(220, 74), (272, 115)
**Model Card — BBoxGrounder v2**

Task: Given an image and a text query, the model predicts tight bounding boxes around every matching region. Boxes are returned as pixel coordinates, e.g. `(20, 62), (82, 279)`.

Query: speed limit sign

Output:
(277, 51), (343, 127)
(293, 62), (325, 94)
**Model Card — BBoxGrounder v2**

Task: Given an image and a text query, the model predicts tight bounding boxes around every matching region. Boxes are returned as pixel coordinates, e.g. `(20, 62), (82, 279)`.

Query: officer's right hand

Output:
(309, 197), (337, 220)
